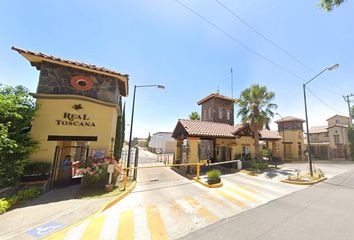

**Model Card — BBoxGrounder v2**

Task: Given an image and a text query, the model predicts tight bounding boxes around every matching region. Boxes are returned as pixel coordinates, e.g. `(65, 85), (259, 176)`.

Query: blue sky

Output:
(1, 0), (353, 139)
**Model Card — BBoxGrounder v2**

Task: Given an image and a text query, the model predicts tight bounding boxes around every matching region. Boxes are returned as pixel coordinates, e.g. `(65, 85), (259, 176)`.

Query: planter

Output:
(105, 184), (114, 192)
(21, 175), (49, 182)
(207, 177), (221, 185)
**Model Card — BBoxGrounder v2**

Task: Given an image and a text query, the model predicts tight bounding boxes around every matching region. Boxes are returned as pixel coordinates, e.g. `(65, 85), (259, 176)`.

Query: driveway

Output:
(46, 150), (321, 240)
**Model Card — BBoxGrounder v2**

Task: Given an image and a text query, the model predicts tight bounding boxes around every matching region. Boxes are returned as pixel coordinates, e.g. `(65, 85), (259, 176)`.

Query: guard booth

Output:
(12, 47), (129, 188)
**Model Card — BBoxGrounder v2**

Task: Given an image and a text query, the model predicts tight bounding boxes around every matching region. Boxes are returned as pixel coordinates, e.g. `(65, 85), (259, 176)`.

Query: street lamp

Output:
(126, 84), (165, 181)
(276, 113), (286, 162)
(303, 64), (339, 176)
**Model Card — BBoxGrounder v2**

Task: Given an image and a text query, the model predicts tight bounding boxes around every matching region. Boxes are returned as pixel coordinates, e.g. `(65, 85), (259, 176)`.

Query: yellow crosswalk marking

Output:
(117, 210), (134, 240)
(80, 214), (106, 239)
(216, 190), (246, 207)
(146, 205), (168, 240)
(233, 183), (260, 195)
(184, 196), (219, 223)
(225, 186), (260, 204)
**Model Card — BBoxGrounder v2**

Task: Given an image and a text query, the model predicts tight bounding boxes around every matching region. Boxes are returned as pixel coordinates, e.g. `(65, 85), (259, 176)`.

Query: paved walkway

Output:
(0, 185), (115, 240)
(181, 167), (354, 240)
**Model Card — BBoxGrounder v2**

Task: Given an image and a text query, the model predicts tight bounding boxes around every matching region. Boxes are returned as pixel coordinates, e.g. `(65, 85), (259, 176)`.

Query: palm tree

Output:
(189, 111), (200, 120)
(237, 84), (277, 160)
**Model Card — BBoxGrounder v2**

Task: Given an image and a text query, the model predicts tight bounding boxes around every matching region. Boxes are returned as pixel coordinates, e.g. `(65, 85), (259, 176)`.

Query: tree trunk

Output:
(254, 131), (260, 161)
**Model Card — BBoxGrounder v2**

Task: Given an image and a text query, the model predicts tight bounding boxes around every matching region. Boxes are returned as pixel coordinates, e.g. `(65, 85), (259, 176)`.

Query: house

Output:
(308, 114), (350, 160)
(274, 116), (305, 161)
(148, 132), (176, 154)
(172, 93), (282, 167)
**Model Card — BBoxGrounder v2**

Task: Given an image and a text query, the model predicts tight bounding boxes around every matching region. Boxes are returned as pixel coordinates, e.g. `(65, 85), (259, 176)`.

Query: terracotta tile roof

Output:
(274, 116), (305, 123)
(309, 126), (328, 134)
(12, 46), (129, 77)
(175, 119), (281, 140)
(178, 119), (243, 138)
(327, 124), (348, 129)
(197, 93), (237, 105)
(259, 129), (282, 140)
(12, 46), (129, 96)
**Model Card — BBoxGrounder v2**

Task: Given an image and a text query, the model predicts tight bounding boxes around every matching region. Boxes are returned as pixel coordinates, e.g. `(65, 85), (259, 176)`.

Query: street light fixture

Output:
(276, 113), (286, 162)
(303, 64), (339, 176)
(126, 84), (165, 182)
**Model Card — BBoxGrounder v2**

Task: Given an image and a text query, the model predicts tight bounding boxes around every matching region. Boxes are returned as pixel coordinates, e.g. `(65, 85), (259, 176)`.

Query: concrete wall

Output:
(149, 132), (175, 153)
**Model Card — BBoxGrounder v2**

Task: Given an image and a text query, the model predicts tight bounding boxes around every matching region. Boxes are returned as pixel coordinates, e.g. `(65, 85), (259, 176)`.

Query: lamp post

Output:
(303, 64), (339, 176)
(276, 113), (286, 162)
(126, 84), (165, 180)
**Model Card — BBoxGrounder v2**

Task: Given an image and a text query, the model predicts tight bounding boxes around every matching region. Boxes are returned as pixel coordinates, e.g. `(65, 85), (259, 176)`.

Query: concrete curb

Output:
(98, 181), (136, 212)
(43, 181), (136, 239)
(281, 177), (327, 185)
(193, 177), (223, 188)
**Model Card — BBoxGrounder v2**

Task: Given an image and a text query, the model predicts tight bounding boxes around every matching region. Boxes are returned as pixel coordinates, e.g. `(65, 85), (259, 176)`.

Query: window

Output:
(335, 119), (340, 124)
(208, 108), (211, 119)
(311, 134), (318, 141)
(203, 109), (207, 120)
(227, 111), (230, 120)
(219, 108), (222, 119)
(334, 135), (340, 144)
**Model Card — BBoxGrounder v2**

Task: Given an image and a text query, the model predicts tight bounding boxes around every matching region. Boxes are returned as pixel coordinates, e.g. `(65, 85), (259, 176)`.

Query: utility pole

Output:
(343, 94), (354, 127)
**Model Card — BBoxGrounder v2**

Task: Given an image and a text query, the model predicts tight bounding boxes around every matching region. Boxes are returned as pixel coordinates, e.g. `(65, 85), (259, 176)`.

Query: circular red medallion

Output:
(70, 76), (93, 91)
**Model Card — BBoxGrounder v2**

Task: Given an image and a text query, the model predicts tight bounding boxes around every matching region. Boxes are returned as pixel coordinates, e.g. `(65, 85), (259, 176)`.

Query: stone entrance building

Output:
(12, 47), (129, 187)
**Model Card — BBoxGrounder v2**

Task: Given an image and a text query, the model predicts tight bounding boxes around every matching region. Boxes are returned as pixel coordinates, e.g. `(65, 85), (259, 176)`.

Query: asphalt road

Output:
(180, 167), (354, 240)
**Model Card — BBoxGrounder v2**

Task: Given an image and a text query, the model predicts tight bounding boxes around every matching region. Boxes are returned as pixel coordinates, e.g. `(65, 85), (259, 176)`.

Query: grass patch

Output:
(75, 179), (134, 199)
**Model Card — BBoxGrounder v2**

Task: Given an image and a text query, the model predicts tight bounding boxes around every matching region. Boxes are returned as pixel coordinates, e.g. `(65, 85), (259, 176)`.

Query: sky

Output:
(1, 0), (354, 139)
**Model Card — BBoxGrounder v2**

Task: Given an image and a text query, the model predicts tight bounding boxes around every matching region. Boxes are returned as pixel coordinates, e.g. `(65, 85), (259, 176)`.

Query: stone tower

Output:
(197, 93), (235, 126)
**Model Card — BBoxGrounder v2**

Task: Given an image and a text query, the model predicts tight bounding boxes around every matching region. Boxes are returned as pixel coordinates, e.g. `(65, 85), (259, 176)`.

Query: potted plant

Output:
(206, 169), (221, 184)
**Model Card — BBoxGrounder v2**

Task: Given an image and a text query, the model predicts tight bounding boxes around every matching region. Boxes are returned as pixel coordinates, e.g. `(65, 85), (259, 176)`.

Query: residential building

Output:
(307, 114), (350, 160)
(148, 132), (175, 154)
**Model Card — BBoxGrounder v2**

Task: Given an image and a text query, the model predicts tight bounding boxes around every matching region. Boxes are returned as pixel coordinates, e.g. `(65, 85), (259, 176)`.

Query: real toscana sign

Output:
(56, 105), (96, 127)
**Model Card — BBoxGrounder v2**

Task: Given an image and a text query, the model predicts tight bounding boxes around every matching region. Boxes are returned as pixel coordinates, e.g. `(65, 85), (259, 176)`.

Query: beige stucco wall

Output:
(30, 97), (118, 163)
(278, 130), (304, 161)
(310, 132), (329, 143)
(328, 126), (348, 148)
(327, 115), (350, 127)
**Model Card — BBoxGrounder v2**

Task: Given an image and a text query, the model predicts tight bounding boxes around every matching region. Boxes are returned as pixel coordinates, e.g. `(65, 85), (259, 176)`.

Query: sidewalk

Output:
(181, 168), (354, 240)
(0, 185), (115, 240)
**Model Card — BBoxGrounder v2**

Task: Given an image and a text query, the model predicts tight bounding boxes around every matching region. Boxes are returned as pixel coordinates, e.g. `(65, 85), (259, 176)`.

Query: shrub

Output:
(23, 162), (51, 176)
(15, 188), (40, 201)
(0, 188), (40, 214)
(206, 169), (221, 179)
(251, 159), (269, 170)
(79, 158), (109, 188)
(0, 198), (11, 214)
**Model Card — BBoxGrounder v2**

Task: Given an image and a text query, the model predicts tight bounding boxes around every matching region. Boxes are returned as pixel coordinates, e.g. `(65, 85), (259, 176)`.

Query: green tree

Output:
(145, 132), (151, 148)
(114, 99), (125, 161)
(319, 0), (345, 11)
(236, 84), (277, 160)
(0, 85), (38, 187)
(348, 127), (354, 160)
(189, 111), (200, 120)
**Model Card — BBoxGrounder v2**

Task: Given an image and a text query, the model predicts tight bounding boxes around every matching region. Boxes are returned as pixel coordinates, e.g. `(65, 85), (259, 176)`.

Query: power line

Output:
(174, 0), (305, 82)
(214, 0), (347, 94)
(307, 87), (346, 115)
